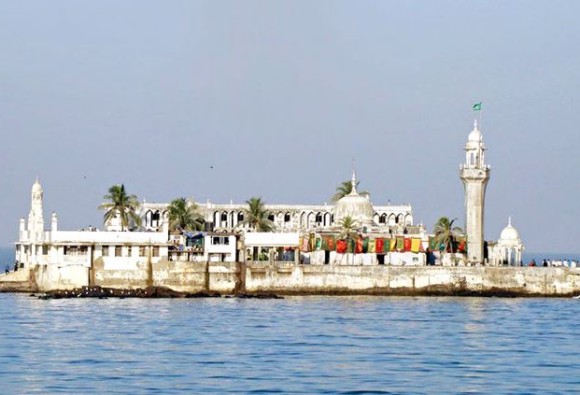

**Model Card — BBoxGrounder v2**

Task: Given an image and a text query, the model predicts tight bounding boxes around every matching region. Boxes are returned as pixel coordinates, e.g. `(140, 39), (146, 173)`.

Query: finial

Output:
(474, 119), (478, 130)
(351, 159), (358, 195)
(508, 216), (512, 226)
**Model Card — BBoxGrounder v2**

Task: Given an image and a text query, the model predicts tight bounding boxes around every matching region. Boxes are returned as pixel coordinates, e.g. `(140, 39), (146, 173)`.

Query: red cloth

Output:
(336, 239), (347, 253)
(355, 238), (363, 254)
(404, 238), (412, 252)
(327, 236), (336, 251)
(375, 238), (384, 253)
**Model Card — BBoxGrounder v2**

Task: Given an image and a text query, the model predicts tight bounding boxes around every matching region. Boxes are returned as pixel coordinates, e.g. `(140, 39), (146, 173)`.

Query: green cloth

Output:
(473, 102), (482, 111)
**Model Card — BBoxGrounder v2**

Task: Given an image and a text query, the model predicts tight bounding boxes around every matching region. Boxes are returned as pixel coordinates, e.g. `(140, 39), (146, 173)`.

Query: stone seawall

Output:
(2, 262), (580, 297)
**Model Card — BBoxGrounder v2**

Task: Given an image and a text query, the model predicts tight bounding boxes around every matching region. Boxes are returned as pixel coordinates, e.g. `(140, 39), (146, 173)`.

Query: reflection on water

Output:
(0, 294), (579, 394)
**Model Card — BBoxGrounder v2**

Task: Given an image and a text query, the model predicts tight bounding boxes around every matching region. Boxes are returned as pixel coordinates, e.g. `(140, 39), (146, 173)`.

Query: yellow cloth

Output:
(411, 238), (421, 253)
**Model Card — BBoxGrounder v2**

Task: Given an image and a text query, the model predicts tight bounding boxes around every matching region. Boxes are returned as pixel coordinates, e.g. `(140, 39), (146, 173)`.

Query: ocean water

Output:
(0, 294), (578, 394)
(0, 247), (12, 269)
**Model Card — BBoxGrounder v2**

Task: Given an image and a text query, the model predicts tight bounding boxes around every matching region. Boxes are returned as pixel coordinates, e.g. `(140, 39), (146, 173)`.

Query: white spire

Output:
(351, 159), (358, 195)
(508, 216), (512, 226)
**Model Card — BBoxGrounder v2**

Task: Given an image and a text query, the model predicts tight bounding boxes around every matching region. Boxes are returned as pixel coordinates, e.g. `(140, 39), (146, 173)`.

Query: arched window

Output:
(237, 212), (244, 222)
(151, 211), (160, 227)
(221, 212), (228, 222)
(268, 214), (275, 222)
(284, 213), (291, 222)
(315, 213), (323, 223)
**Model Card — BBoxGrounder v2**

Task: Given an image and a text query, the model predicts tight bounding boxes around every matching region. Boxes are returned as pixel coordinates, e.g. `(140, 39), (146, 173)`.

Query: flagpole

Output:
(479, 103), (483, 131)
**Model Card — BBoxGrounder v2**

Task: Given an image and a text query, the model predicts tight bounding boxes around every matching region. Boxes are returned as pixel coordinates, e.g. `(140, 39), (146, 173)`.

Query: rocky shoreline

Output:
(33, 286), (284, 300)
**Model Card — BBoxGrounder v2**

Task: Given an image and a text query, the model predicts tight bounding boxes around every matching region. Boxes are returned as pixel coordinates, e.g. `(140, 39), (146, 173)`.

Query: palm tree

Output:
(331, 180), (369, 202)
(339, 216), (358, 264)
(339, 215), (358, 240)
(167, 197), (205, 232)
(433, 217), (464, 253)
(99, 184), (141, 231)
(241, 197), (274, 232)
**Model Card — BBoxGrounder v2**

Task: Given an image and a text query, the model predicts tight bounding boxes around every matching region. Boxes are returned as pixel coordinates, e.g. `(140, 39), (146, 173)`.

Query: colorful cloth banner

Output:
(458, 238), (466, 253)
(336, 239), (347, 253)
(396, 237), (404, 251)
(404, 238), (412, 251)
(309, 234), (316, 251)
(348, 239), (355, 253)
(326, 236), (336, 251)
(411, 238), (421, 253)
(315, 238), (322, 250)
(300, 237), (309, 252)
(390, 238), (397, 252)
(368, 239), (376, 253)
(355, 238), (363, 254)
(375, 238), (384, 253)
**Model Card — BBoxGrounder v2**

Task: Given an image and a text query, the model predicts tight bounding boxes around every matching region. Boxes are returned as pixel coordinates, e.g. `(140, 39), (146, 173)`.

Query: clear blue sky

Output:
(0, 1), (578, 253)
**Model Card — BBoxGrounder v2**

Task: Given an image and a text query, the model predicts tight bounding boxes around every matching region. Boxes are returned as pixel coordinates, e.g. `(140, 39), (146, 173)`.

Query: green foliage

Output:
(331, 180), (369, 202)
(241, 197), (274, 232)
(167, 197), (205, 232)
(433, 217), (464, 253)
(339, 216), (359, 240)
(99, 184), (141, 231)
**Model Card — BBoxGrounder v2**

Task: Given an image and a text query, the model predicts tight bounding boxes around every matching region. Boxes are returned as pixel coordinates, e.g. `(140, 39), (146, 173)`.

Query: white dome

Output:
(499, 218), (521, 243)
(334, 174), (374, 227)
(467, 123), (482, 143)
(334, 193), (374, 227)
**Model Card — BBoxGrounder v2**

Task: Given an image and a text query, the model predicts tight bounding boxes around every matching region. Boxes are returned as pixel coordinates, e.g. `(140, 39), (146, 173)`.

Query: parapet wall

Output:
(5, 261), (580, 296)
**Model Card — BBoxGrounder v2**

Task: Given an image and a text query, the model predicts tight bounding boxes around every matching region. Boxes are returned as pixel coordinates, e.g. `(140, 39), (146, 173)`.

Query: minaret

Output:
(460, 120), (490, 264)
(27, 178), (45, 242)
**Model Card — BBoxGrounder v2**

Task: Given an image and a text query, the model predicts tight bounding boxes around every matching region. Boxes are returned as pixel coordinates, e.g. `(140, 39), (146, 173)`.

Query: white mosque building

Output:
(13, 121), (524, 270)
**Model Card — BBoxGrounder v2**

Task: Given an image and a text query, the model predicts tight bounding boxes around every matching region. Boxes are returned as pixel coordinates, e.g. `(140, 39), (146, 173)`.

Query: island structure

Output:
(2, 122), (578, 296)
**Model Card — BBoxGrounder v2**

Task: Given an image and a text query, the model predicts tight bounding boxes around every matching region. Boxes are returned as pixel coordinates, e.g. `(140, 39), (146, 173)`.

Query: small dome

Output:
(31, 179), (43, 194)
(334, 172), (374, 227)
(499, 218), (521, 243)
(467, 121), (482, 143)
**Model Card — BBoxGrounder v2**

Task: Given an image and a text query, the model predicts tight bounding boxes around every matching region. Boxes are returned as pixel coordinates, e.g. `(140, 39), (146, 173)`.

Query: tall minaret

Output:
(460, 120), (490, 264)
(27, 178), (45, 242)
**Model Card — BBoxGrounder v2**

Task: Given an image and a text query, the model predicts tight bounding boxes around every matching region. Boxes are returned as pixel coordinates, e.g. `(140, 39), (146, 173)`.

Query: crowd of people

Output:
(527, 258), (579, 267)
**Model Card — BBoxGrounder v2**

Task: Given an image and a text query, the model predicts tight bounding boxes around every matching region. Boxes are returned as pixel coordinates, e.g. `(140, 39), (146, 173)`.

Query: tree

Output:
(331, 180), (369, 202)
(167, 197), (205, 232)
(433, 217), (464, 253)
(99, 184), (141, 231)
(240, 197), (274, 232)
(339, 215), (359, 240)
(339, 216), (358, 264)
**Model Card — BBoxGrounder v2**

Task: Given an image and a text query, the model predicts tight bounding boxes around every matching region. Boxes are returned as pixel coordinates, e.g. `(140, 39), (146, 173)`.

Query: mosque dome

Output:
(334, 173), (374, 227)
(499, 218), (521, 243)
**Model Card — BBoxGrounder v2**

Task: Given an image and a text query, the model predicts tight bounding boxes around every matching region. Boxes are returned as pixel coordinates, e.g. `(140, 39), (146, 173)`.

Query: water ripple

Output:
(0, 294), (579, 393)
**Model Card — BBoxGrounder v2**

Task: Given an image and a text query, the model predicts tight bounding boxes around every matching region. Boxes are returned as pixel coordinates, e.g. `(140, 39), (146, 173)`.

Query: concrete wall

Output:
(4, 262), (580, 296)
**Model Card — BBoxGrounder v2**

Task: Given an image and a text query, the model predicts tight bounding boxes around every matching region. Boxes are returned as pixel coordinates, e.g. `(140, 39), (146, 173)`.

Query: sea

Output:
(0, 294), (579, 394)
(1, 246), (579, 394)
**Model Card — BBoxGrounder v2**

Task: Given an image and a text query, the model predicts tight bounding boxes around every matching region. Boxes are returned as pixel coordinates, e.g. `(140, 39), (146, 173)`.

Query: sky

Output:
(0, 0), (578, 253)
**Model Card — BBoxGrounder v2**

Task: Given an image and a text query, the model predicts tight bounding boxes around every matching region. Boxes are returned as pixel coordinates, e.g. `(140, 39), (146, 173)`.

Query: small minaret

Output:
(27, 178), (45, 242)
(51, 212), (58, 232)
(460, 120), (490, 264)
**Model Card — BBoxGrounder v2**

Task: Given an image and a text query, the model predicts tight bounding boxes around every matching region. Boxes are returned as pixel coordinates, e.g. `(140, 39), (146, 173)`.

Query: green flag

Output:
(473, 102), (482, 111)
